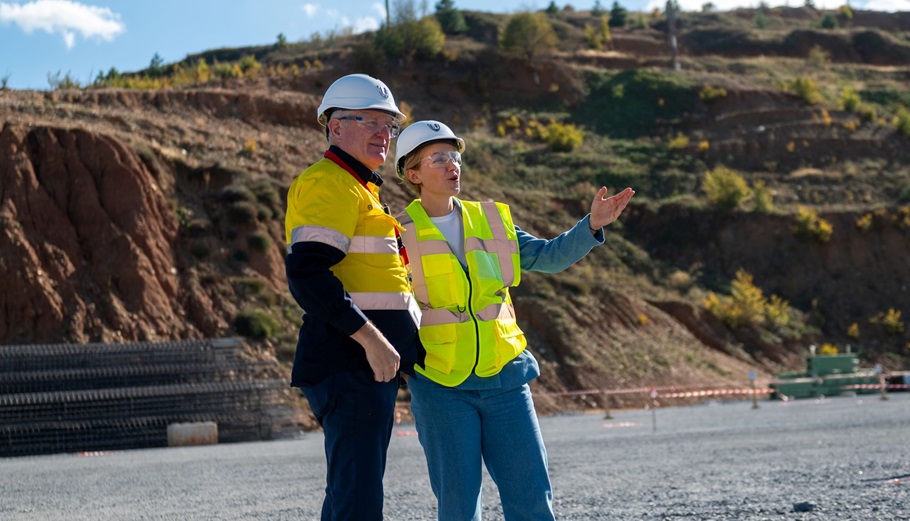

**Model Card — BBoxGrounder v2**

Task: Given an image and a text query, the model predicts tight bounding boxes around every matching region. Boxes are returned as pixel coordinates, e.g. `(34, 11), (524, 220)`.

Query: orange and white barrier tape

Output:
(841, 383), (910, 391)
(657, 388), (773, 399)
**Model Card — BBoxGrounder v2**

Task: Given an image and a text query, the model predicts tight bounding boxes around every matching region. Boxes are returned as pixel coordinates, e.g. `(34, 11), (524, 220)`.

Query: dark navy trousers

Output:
(301, 370), (400, 521)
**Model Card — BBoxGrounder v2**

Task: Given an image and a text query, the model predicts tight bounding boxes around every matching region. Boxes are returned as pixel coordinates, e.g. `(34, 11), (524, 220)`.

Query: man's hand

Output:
(589, 187), (635, 230)
(351, 322), (401, 382)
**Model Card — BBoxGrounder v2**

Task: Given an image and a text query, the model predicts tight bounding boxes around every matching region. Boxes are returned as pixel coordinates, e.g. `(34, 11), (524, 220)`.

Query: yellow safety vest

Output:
(285, 157), (413, 311)
(399, 199), (526, 387)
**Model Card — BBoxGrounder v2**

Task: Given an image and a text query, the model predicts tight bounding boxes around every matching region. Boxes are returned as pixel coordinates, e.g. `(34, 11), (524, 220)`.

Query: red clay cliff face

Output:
(0, 123), (182, 344)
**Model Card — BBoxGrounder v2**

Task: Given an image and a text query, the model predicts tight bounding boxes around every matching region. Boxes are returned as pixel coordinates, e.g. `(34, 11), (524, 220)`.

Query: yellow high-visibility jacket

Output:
(399, 199), (526, 387)
(285, 149), (418, 385)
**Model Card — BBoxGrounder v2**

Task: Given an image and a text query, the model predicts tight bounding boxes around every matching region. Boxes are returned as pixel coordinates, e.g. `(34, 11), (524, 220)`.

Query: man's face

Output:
(327, 109), (399, 171)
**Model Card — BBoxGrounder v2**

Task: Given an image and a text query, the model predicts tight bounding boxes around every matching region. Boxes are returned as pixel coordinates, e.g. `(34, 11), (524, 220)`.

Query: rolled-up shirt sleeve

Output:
(517, 214), (605, 273)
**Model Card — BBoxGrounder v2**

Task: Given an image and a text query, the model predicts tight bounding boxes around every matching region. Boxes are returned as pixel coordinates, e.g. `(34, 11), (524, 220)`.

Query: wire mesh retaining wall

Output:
(0, 339), (302, 458)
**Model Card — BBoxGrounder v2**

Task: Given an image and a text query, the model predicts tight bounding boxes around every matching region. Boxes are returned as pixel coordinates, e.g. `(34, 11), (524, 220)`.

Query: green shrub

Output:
(858, 103), (877, 121)
(247, 232), (272, 253)
(703, 166), (751, 210)
(699, 84), (727, 103)
(704, 269), (792, 329)
(377, 17), (446, 62)
(235, 308), (279, 339)
(221, 184), (256, 203)
(793, 206), (833, 242)
(838, 86), (861, 111)
(238, 55), (262, 77)
(227, 201), (258, 225)
(752, 180), (774, 213)
(898, 185), (910, 204)
(869, 308), (905, 335)
(541, 121), (584, 152)
(235, 277), (266, 296)
(855, 212), (874, 231)
(785, 76), (823, 105)
(895, 107), (910, 138)
(667, 133), (689, 150)
(499, 12), (558, 60)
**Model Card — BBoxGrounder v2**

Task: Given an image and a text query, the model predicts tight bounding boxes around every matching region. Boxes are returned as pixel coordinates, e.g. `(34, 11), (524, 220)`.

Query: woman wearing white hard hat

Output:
(395, 120), (635, 520)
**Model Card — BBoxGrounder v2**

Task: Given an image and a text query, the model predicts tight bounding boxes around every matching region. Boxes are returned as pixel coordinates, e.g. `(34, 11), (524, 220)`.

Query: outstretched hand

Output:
(589, 187), (635, 230)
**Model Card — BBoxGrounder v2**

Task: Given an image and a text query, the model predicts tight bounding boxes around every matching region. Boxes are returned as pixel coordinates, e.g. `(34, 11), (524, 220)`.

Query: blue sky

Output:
(1, 0), (907, 90)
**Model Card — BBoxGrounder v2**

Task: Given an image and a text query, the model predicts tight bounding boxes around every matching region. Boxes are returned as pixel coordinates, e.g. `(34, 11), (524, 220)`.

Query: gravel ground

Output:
(1, 393), (908, 520)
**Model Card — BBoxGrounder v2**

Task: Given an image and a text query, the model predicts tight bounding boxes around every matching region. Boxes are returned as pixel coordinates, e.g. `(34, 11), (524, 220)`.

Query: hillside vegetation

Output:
(2, 4), (909, 413)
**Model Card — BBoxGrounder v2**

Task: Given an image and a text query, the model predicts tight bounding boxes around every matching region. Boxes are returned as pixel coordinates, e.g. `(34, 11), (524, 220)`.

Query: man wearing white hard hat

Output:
(284, 74), (419, 520)
(395, 120), (635, 520)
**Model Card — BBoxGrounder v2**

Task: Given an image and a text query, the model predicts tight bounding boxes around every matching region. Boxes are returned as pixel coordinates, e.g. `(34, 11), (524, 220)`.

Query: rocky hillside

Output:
(2, 6), (909, 412)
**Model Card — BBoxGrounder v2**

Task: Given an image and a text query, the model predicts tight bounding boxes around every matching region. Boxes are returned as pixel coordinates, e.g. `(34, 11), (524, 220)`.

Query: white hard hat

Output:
(316, 74), (405, 126)
(395, 120), (466, 176)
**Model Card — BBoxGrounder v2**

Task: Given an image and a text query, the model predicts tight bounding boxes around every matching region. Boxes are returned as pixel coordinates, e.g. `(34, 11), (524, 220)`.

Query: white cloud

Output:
(371, 2), (386, 18)
(0, 0), (124, 48)
(301, 2), (318, 18)
(351, 16), (380, 33)
(860, 0), (910, 11)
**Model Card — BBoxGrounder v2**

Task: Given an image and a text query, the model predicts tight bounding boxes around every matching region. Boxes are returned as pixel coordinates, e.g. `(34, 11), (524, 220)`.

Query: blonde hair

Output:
(398, 139), (460, 196)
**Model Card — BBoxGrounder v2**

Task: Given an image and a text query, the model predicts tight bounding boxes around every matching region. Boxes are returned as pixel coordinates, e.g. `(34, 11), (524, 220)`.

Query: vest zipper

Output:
(465, 268), (481, 374)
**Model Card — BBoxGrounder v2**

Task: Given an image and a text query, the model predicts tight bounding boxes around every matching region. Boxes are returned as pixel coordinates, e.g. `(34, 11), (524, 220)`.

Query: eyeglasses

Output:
(335, 115), (401, 137)
(422, 151), (462, 169)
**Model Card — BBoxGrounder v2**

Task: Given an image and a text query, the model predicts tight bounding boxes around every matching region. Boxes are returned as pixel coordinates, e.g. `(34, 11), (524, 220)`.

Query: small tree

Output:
(820, 12), (838, 29)
(276, 33), (288, 48)
(592, 0), (605, 16)
(545, 1), (560, 14)
(609, 0), (628, 27)
(148, 52), (165, 77)
(377, 16), (446, 62)
(434, 0), (467, 34)
(499, 12), (558, 60)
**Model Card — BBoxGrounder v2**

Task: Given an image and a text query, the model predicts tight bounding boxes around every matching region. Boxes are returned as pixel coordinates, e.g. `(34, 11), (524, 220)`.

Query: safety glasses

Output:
(422, 150), (462, 169)
(336, 115), (401, 137)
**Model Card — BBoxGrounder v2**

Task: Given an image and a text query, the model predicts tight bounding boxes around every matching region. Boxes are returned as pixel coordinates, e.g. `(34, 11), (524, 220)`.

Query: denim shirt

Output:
(413, 209), (605, 394)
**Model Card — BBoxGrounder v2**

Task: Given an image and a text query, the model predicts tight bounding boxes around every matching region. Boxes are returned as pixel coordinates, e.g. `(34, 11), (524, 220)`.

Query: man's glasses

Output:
(422, 151), (462, 169)
(336, 115), (401, 137)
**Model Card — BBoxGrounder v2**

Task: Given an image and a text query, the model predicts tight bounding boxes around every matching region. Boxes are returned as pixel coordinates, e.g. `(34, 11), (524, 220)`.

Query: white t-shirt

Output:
(429, 209), (466, 267)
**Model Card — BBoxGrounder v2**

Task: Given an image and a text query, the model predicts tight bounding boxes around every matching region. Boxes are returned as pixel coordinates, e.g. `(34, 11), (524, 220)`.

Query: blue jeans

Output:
(301, 370), (400, 521)
(408, 378), (556, 521)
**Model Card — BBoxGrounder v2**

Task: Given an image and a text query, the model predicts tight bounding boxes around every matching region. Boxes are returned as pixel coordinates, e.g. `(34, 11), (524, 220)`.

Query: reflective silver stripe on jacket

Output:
(287, 225), (350, 254)
(348, 235), (398, 255)
(350, 291), (422, 325)
(288, 226), (397, 256)
(479, 201), (517, 287)
(420, 301), (515, 326)
(349, 291), (413, 309)
(398, 214), (432, 305)
(399, 202), (518, 327)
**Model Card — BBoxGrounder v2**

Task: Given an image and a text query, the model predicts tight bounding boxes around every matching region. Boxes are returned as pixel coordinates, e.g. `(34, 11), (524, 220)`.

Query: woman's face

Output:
(406, 142), (462, 200)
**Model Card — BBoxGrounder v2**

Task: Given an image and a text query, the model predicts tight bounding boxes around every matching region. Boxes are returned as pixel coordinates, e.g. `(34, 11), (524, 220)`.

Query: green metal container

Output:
(770, 351), (880, 400)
